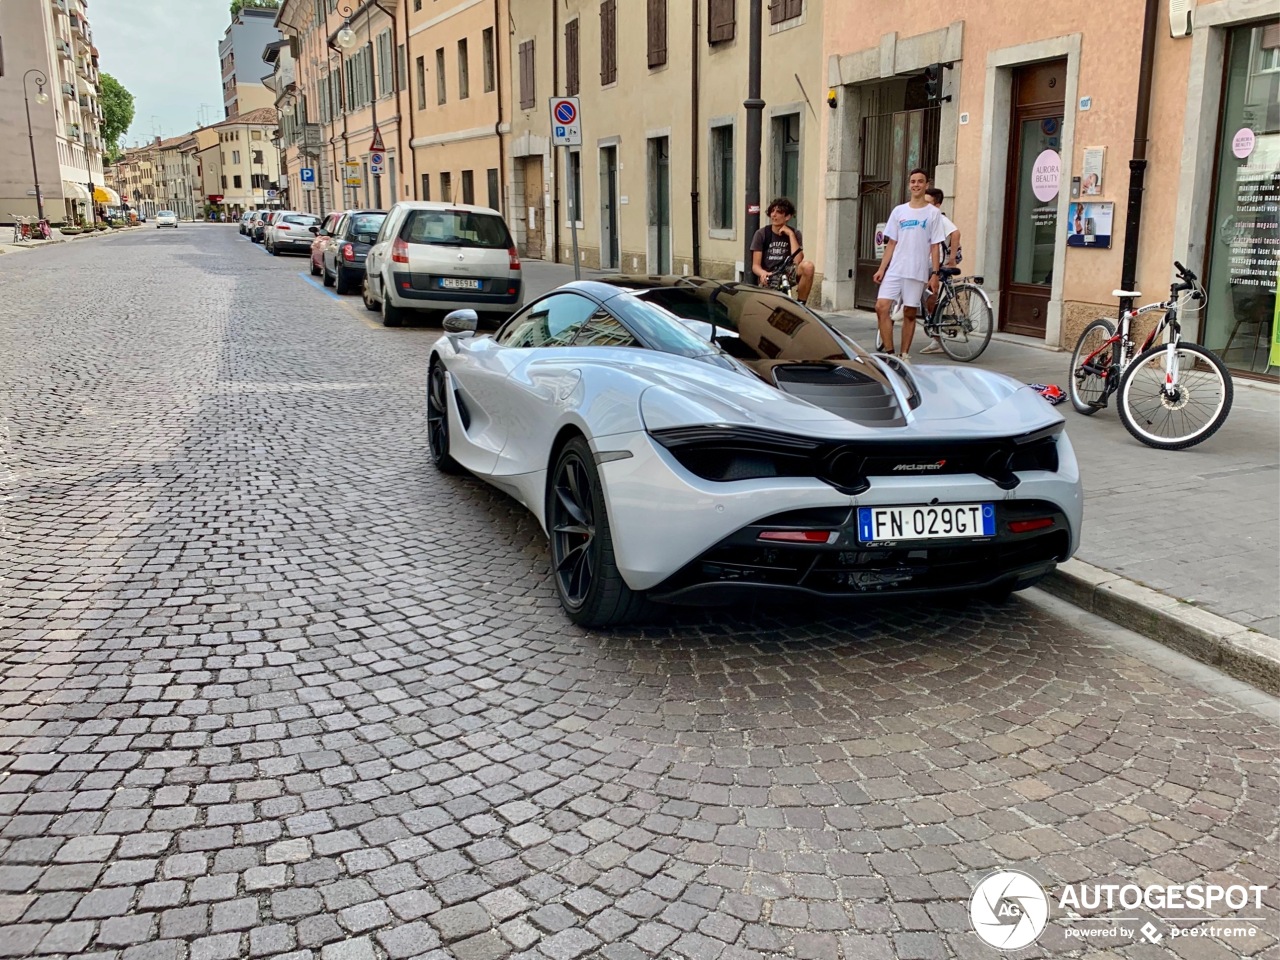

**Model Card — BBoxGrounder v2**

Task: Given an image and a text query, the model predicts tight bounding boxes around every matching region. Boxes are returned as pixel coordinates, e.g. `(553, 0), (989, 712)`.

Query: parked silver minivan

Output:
(362, 201), (523, 327)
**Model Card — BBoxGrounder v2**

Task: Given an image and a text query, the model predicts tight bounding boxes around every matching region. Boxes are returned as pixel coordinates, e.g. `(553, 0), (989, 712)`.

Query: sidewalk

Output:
(824, 308), (1279, 678)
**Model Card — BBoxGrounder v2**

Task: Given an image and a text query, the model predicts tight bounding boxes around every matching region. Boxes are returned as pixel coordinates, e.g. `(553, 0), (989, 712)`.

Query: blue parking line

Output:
(298, 272), (342, 301)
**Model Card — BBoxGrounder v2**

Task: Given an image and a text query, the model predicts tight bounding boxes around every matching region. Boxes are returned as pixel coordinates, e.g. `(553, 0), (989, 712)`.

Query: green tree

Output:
(230, 0), (280, 16)
(99, 73), (134, 164)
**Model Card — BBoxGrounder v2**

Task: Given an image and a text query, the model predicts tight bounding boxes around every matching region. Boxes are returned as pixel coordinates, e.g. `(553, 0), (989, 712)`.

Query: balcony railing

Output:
(62, 82), (77, 99)
(52, 0), (68, 14)
(56, 39), (73, 60)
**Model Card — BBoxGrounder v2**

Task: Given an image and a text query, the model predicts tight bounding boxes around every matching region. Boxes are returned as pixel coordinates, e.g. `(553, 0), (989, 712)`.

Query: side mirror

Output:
(309, 225), (320, 235)
(443, 309), (479, 336)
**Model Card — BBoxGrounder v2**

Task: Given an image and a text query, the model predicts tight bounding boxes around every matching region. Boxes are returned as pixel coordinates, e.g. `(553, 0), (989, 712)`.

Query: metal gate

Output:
(855, 107), (940, 310)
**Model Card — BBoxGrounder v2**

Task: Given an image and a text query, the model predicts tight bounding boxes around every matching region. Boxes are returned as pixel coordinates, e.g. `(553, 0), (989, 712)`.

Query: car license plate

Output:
(857, 503), (995, 542)
(439, 278), (482, 290)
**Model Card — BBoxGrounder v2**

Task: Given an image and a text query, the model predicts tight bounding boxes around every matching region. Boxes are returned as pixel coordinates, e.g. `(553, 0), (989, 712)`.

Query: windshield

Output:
(347, 213), (385, 243)
(605, 293), (723, 359)
(284, 215), (319, 227)
(158, 211), (175, 217)
(400, 209), (511, 248)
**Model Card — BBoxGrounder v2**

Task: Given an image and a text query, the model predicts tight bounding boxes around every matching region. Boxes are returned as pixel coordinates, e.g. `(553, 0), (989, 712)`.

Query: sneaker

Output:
(919, 340), (944, 355)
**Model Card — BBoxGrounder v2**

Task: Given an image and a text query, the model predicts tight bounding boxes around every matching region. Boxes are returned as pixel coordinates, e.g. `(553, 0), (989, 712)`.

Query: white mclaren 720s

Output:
(426, 277), (1083, 627)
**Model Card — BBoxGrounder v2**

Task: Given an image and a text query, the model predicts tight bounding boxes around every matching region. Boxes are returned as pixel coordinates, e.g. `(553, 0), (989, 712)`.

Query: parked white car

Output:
(155, 210), (178, 228)
(362, 201), (523, 327)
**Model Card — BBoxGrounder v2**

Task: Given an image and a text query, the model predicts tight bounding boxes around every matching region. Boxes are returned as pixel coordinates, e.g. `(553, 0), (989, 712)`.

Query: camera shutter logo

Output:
(970, 870), (1049, 950)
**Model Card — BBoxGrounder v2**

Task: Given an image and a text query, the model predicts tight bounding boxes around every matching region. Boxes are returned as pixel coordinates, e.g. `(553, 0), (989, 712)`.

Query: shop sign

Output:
(1032, 150), (1061, 202)
(1232, 127), (1255, 160)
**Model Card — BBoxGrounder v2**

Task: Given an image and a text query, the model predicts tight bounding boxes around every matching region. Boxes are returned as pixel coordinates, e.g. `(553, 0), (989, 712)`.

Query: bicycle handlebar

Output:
(1173, 260), (1197, 282)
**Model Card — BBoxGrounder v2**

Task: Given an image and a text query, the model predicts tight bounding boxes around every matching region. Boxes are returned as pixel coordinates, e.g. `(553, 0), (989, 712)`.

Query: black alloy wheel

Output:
(547, 437), (651, 626)
(426, 363), (461, 473)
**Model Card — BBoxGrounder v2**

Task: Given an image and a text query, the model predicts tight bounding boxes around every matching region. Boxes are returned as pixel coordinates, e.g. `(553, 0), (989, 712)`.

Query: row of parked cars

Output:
(241, 202), (526, 328)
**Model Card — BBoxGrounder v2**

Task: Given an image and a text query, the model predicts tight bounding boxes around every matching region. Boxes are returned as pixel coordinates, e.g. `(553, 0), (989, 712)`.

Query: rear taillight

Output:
(277, 224), (290, 230)
(508, 245), (521, 270)
(759, 531), (837, 544)
(342, 243), (355, 262)
(392, 237), (409, 264)
(1008, 518), (1055, 534)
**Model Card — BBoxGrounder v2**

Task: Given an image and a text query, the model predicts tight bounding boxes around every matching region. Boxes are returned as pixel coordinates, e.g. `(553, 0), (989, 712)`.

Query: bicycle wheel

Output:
(937, 283), (993, 362)
(1068, 318), (1117, 415)
(1117, 341), (1233, 450)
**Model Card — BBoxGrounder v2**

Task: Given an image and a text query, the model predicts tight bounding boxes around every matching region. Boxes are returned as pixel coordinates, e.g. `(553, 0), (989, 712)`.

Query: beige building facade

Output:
(0, 0), (107, 224)
(506, 0), (825, 286)
(823, 0), (1278, 376)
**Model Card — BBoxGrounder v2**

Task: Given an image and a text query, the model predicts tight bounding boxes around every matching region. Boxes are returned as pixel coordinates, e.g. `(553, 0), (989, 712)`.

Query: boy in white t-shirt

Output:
(872, 168), (947, 357)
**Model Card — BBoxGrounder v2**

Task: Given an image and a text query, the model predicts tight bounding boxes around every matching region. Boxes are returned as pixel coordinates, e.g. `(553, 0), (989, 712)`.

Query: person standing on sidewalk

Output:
(918, 186), (962, 355)
(872, 169), (947, 356)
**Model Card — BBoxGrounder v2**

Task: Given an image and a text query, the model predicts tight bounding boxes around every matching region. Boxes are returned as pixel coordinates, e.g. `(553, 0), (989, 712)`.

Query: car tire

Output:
(427, 362), (463, 474)
(361, 278), (379, 312)
(310, 259), (322, 277)
(322, 265), (335, 287)
(268, 242), (278, 256)
(546, 436), (653, 627)
(380, 281), (404, 327)
(334, 267), (355, 296)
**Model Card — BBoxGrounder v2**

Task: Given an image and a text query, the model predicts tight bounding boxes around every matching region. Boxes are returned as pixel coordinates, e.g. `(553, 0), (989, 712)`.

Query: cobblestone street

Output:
(1, 228), (1276, 960)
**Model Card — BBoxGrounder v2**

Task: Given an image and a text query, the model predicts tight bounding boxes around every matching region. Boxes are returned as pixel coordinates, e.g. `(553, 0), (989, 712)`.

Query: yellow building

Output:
(506, 0), (825, 289)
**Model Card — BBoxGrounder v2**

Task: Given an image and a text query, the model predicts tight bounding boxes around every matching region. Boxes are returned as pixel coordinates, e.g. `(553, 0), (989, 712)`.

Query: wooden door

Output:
(998, 61), (1066, 337)
(522, 156), (544, 258)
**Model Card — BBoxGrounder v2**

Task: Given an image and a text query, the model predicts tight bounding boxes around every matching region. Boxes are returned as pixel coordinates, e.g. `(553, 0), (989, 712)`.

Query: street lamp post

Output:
(336, 4), (379, 208)
(23, 70), (50, 222)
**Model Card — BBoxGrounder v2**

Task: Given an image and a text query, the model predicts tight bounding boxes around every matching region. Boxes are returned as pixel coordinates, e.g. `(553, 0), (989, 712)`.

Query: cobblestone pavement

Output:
(1, 229), (1277, 960)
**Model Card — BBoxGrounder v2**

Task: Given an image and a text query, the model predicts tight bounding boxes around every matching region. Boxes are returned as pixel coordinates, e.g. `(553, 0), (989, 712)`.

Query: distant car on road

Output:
(309, 212), (342, 278)
(154, 210), (178, 228)
(239, 211), (257, 236)
(319, 209), (386, 295)
(363, 201), (522, 327)
(267, 212), (320, 256)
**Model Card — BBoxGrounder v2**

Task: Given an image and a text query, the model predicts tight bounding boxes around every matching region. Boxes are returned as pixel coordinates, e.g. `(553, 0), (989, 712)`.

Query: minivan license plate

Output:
(857, 503), (995, 542)
(439, 278), (482, 290)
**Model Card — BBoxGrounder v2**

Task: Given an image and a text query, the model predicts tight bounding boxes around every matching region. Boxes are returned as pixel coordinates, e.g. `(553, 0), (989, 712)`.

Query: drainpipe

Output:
(690, 0), (701, 275)
(401, 0), (418, 195)
(742, 0), (764, 282)
(1120, 0), (1160, 293)
(551, 0), (561, 263)
(493, 0), (506, 217)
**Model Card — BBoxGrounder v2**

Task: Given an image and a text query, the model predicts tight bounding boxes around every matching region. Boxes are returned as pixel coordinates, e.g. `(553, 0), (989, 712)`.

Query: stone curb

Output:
(1043, 557), (1280, 695)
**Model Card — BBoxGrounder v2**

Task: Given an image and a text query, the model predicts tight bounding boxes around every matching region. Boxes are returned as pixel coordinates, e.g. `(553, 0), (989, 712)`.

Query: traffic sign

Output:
(369, 127), (385, 152)
(549, 97), (581, 146)
(370, 152), (384, 177)
(267, 189), (278, 199)
(299, 167), (316, 183)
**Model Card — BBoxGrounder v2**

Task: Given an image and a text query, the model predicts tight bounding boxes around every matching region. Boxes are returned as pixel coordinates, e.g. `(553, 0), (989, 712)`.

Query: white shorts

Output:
(877, 275), (925, 314)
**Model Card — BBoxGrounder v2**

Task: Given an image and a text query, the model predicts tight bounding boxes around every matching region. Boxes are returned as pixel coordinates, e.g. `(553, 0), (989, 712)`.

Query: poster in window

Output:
(1066, 202), (1113, 248)
(1081, 147), (1105, 196)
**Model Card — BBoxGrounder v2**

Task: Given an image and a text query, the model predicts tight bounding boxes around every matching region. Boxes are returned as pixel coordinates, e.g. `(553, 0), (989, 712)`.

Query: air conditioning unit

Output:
(1169, 0), (1193, 37)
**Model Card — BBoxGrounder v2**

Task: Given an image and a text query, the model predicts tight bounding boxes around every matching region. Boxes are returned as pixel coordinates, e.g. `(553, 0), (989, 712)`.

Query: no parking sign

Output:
(549, 97), (581, 146)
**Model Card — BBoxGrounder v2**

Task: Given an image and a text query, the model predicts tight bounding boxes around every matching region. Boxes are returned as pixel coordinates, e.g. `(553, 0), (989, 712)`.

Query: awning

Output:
(93, 185), (121, 204)
(62, 181), (91, 201)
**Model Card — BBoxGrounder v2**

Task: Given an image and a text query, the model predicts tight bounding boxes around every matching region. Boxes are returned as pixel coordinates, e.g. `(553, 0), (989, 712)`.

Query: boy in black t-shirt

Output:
(749, 197), (815, 303)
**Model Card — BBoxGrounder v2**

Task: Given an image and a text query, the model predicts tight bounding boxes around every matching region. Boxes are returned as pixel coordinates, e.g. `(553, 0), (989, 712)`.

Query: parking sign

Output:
(299, 167), (316, 183)
(549, 97), (582, 146)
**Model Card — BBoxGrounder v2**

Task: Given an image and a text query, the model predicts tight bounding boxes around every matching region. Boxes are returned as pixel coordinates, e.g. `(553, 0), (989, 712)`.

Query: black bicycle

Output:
(918, 267), (993, 362)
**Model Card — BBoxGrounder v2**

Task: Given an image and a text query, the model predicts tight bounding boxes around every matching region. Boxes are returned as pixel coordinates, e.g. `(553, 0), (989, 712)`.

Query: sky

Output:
(90, 0), (237, 146)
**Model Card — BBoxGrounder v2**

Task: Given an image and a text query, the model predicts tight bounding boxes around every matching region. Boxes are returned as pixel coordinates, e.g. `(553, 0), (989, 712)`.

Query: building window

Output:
(233, 175), (242, 188)
(421, 173), (430, 200)
(568, 150), (582, 223)
(647, 0), (667, 68)
(772, 113), (800, 206)
(457, 38), (469, 100)
(253, 150), (263, 165)
(440, 172), (452, 202)
(518, 40), (535, 110)
(708, 0), (735, 42)
(710, 123), (734, 230)
(397, 43), (408, 93)
(600, 0), (617, 85)
(435, 48), (446, 104)
(482, 28), (495, 93)
(461, 169), (475, 204)
(770, 0), (803, 24)
(414, 0), (421, 9)
(565, 19), (579, 96)
(378, 30), (393, 96)
(415, 56), (426, 110)
(487, 168), (499, 211)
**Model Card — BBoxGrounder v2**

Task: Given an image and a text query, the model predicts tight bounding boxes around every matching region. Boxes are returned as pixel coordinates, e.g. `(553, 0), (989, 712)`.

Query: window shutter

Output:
(565, 20), (579, 96)
(647, 0), (667, 68)
(771, 0), (803, 24)
(600, 0), (616, 85)
(708, 0), (735, 43)
(519, 41), (535, 110)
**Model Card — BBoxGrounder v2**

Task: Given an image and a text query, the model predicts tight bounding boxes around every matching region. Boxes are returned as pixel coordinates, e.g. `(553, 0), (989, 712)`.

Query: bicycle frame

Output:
(1079, 297), (1181, 404)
